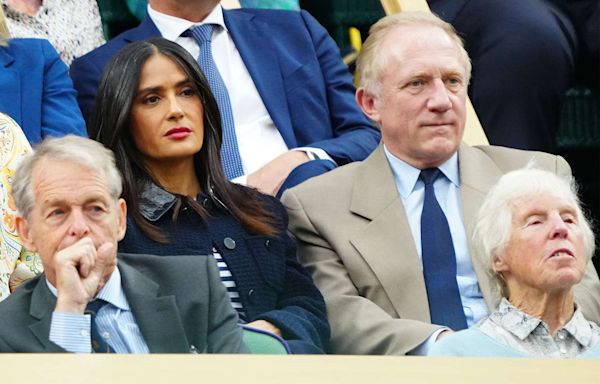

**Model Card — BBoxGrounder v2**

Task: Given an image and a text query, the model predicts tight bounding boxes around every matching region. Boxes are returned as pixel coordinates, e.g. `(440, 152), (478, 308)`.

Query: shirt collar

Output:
(138, 181), (214, 222)
(383, 145), (460, 199)
(148, 3), (227, 41)
(139, 181), (178, 222)
(490, 298), (593, 346)
(95, 267), (129, 311)
(489, 298), (544, 340)
(562, 305), (594, 347)
(45, 267), (129, 311)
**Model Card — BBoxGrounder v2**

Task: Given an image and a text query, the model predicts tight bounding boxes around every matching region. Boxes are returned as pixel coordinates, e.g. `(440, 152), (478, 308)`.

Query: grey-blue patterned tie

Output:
(84, 299), (115, 353)
(186, 24), (244, 179)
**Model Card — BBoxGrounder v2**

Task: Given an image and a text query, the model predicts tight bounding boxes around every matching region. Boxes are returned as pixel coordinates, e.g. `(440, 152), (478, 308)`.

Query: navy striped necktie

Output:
(419, 168), (467, 330)
(85, 299), (115, 353)
(184, 24), (244, 179)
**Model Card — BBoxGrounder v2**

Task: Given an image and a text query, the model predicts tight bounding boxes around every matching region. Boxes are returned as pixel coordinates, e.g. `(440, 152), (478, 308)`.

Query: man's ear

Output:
(116, 198), (127, 241)
(355, 87), (381, 124)
(15, 215), (37, 252)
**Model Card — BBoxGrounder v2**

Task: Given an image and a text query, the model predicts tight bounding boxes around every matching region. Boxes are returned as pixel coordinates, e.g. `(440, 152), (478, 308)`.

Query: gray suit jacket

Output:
(0, 253), (246, 353)
(283, 143), (600, 355)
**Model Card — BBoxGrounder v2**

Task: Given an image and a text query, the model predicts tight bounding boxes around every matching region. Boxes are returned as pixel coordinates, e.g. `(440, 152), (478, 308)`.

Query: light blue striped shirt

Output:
(383, 145), (488, 326)
(48, 268), (150, 353)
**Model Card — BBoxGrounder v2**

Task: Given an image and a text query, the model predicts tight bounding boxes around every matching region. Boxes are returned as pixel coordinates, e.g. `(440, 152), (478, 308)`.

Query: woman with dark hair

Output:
(92, 37), (329, 354)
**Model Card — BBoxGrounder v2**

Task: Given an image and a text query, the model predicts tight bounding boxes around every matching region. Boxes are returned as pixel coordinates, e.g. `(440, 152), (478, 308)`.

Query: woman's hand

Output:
(245, 320), (282, 337)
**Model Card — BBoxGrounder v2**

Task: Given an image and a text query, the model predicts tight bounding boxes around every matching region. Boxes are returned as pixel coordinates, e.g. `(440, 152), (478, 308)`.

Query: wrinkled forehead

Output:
(382, 25), (467, 73)
(31, 158), (111, 198)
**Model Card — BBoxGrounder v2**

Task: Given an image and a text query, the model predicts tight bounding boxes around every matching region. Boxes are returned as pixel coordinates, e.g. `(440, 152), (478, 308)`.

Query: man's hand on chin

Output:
(53, 238), (116, 314)
(247, 151), (309, 196)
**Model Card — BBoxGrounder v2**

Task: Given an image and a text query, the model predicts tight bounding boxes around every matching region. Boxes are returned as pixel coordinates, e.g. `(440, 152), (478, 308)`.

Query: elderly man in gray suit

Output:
(0, 136), (245, 353)
(282, 12), (600, 355)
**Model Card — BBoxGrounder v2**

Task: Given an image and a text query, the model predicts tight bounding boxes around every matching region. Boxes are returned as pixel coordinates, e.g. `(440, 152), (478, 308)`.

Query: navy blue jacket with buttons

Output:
(118, 183), (330, 354)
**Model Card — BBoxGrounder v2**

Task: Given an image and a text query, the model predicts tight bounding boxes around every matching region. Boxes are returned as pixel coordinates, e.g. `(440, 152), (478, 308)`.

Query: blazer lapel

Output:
(458, 143), (503, 309)
(28, 277), (66, 352)
(349, 145), (431, 322)
(223, 10), (294, 147)
(119, 262), (190, 353)
(0, 47), (21, 124)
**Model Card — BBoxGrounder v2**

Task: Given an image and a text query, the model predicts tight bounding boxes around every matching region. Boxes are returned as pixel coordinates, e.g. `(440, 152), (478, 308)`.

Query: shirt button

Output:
(248, 289), (256, 303)
(80, 330), (89, 337)
(558, 332), (566, 340)
(101, 332), (110, 340)
(559, 346), (567, 355)
(224, 237), (236, 250)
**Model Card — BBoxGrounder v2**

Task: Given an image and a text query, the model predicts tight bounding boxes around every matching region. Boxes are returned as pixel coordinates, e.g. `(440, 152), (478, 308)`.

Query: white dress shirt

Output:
(148, 4), (332, 184)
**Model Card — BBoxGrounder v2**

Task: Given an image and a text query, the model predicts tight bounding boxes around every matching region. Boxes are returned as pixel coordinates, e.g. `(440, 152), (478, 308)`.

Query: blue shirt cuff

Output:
(409, 328), (449, 356)
(49, 312), (92, 353)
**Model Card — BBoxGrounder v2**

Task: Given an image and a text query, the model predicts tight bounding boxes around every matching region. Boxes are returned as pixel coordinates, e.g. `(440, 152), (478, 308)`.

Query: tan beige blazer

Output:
(283, 143), (600, 355)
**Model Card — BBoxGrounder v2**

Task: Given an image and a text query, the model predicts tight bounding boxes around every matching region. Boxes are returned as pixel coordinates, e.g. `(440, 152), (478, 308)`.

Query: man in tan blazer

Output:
(282, 12), (600, 355)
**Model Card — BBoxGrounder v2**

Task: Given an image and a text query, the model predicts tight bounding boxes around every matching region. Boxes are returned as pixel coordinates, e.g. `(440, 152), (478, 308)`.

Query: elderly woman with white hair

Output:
(430, 168), (600, 358)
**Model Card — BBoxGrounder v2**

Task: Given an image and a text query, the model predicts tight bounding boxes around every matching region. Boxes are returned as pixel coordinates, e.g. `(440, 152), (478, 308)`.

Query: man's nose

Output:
(426, 79), (452, 112)
(68, 210), (90, 238)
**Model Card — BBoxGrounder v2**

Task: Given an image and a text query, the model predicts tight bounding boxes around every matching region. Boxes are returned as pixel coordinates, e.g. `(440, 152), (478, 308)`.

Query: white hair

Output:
(473, 167), (595, 296)
(12, 135), (123, 219)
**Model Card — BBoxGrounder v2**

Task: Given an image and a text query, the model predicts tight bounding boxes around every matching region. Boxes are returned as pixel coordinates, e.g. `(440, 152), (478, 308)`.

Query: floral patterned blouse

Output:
(0, 113), (42, 301)
(1, 0), (105, 65)
(478, 298), (600, 358)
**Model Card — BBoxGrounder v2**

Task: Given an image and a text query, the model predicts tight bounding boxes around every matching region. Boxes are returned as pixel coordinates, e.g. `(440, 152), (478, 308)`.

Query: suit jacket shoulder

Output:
(467, 144), (570, 174)
(0, 38), (86, 143)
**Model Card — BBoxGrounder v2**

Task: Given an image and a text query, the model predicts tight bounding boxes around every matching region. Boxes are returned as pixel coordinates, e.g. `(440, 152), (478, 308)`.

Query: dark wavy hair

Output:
(91, 37), (277, 242)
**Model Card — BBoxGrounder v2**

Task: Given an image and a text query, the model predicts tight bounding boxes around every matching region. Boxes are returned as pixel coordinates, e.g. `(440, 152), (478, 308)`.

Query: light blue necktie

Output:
(420, 168), (468, 331)
(186, 24), (244, 179)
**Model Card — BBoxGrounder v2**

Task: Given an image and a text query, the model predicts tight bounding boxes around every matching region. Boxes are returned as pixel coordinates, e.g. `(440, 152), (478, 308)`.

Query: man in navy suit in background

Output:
(428, 0), (598, 152)
(70, 0), (380, 197)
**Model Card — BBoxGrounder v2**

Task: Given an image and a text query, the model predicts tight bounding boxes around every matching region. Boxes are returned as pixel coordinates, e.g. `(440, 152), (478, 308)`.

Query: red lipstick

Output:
(165, 127), (192, 140)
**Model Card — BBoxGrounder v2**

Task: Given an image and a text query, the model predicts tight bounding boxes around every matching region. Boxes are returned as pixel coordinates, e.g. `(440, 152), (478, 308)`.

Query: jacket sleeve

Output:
(294, 10), (380, 164)
(40, 40), (87, 139)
